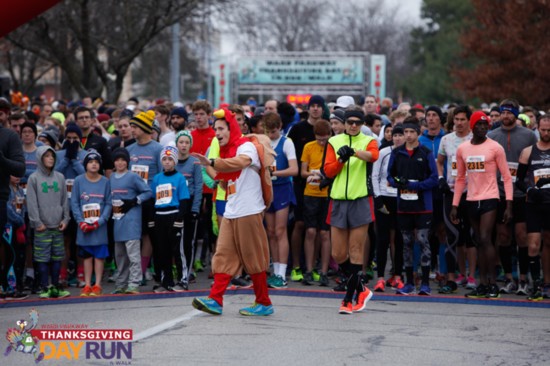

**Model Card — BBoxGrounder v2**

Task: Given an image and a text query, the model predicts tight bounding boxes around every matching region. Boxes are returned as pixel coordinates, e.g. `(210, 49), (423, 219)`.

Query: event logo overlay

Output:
(5, 309), (133, 364)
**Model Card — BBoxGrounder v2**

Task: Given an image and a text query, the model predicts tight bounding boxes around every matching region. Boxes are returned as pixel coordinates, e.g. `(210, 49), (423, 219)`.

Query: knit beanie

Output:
(392, 124), (405, 136)
(170, 107), (188, 121)
(65, 122), (83, 139)
(83, 149), (102, 171)
(175, 130), (193, 147)
(330, 109), (345, 123)
(51, 111), (66, 125)
(402, 121), (421, 134)
(426, 105), (444, 123)
(308, 95), (325, 108)
(20, 121), (37, 137)
(160, 145), (178, 165)
(38, 128), (58, 147)
(112, 147), (130, 165)
(130, 110), (155, 134)
(470, 111), (490, 130)
(344, 109), (365, 123)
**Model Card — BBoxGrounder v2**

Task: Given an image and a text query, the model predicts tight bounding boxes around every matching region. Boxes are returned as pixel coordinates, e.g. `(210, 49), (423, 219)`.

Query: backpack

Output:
(246, 134), (277, 208)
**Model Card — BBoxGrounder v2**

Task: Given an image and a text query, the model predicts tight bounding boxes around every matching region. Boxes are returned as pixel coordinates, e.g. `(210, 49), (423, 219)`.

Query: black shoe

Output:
(24, 276), (34, 291)
(231, 276), (252, 288)
(486, 284), (500, 298)
(5, 291), (30, 300)
(465, 284), (488, 298)
(302, 272), (314, 286)
(332, 281), (347, 292)
(319, 273), (329, 287)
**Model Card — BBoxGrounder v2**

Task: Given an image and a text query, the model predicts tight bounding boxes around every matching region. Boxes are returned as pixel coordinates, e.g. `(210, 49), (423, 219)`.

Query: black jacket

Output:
(0, 126), (26, 201)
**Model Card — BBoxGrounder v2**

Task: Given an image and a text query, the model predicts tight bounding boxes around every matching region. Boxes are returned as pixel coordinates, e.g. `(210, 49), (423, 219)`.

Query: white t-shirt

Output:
(160, 131), (176, 147)
(438, 131), (472, 190)
(223, 142), (265, 219)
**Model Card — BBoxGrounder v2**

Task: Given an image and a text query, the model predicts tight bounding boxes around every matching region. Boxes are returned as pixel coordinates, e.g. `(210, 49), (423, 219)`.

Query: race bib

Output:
(15, 196), (25, 214)
(66, 179), (74, 199)
(132, 165), (149, 183)
(112, 199), (124, 220)
(534, 168), (550, 189)
(466, 156), (486, 172)
(451, 155), (457, 177)
(400, 189), (418, 201)
(155, 183), (173, 205)
(386, 181), (398, 195)
(502, 162), (518, 183)
(227, 180), (237, 196)
(82, 203), (100, 224)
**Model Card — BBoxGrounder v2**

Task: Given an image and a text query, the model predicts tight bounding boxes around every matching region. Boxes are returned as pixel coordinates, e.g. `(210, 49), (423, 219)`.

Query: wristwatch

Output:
(210, 159), (215, 167)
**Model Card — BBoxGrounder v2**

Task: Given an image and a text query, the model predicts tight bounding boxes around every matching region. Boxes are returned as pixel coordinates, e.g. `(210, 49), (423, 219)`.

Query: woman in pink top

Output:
(450, 111), (513, 299)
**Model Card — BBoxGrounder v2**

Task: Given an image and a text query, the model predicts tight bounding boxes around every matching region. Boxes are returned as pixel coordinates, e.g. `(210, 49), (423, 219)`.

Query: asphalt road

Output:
(1, 281), (549, 366)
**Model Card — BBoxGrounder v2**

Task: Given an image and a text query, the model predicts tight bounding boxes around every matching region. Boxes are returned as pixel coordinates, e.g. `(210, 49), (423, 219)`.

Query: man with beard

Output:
(159, 107), (187, 147)
(515, 114), (550, 301)
(488, 99), (537, 296)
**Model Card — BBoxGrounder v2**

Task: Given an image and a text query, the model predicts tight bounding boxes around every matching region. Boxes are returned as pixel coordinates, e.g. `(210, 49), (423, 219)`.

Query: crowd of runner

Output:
(0, 94), (548, 313)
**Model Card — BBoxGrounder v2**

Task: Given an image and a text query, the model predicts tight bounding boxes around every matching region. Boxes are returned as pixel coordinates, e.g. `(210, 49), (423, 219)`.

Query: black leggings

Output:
(375, 196), (403, 278)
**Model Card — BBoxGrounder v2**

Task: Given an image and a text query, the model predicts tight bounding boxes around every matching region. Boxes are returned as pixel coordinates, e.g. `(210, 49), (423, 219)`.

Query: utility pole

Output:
(170, 23), (180, 103)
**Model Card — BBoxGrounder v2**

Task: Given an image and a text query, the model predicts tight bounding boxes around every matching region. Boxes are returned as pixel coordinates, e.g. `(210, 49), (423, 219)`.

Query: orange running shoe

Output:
(90, 285), (102, 296)
(80, 285), (92, 297)
(374, 278), (386, 292)
(352, 285), (373, 312)
(386, 275), (397, 288)
(338, 300), (353, 314)
(394, 277), (405, 290)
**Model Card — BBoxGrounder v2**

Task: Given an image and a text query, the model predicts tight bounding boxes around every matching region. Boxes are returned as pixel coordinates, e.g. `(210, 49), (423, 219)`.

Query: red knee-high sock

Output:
(250, 272), (272, 306)
(209, 273), (232, 306)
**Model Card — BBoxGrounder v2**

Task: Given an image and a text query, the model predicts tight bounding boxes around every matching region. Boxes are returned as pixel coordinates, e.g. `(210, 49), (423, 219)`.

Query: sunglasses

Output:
(345, 119), (363, 126)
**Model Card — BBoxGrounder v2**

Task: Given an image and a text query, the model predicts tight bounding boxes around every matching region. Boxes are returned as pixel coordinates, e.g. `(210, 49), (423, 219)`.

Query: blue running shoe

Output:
(239, 303), (274, 316)
(418, 284), (431, 296)
(396, 283), (416, 295)
(192, 297), (223, 315)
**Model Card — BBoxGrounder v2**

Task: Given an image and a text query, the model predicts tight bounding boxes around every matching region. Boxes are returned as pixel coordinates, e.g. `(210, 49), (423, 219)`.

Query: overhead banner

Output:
(237, 56), (364, 85)
(369, 55), (386, 101)
(213, 61), (231, 106)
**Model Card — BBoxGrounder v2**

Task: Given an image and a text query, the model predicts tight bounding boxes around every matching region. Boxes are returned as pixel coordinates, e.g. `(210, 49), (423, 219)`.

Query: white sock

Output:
(273, 263), (280, 276)
(278, 263), (287, 279)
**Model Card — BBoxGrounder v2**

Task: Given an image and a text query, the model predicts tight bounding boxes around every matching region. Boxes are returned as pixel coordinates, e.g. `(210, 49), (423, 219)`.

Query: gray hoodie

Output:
(26, 146), (70, 229)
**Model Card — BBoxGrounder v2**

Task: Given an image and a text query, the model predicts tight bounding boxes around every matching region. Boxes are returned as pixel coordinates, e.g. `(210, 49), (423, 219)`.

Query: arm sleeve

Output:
(192, 164), (203, 213)
(25, 176), (43, 228)
(0, 133), (26, 178)
(372, 150), (385, 197)
(323, 143), (344, 179)
(55, 151), (69, 174)
(283, 138), (297, 161)
(59, 175), (70, 226)
(201, 167), (216, 189)
(70, 159), (86, 175)
(452, 147), (466, 206)
(70, 178), (84, 223)
(178, 176), (191, 200)
(214, 155), (252, 172)
(386, 150), (397, 188)
(496, 146), (514, 201)
(365, 139), (380, 162)
(98, 180), (112, 226)
(515, 163), (529, 193)
(408, 150), (438, 191)
(136, 174), (153, 203)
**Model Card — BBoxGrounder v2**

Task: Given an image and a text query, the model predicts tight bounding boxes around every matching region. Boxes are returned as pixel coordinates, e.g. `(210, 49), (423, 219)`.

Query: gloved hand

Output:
(438, 177), (450, 193)
(120, 198), (138, 214)
(393, 176), (409, 190)
(536, 177), (550, 188)
(527, 187), (541, 202)
(319, 178), (332, 190)
(87, 221), (100, 232)
(65, 140), (79, 160)
(79, 222), (90, 233)
(337, 145), (355, 163)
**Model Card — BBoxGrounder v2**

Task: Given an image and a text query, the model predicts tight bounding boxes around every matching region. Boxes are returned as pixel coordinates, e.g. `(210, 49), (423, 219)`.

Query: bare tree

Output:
(6, 0), (231, 103)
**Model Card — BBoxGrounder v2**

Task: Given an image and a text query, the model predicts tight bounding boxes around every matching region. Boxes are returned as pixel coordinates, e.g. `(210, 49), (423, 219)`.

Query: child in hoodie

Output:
(26, 146), (71, 299)
(71, 150), (112, 297)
